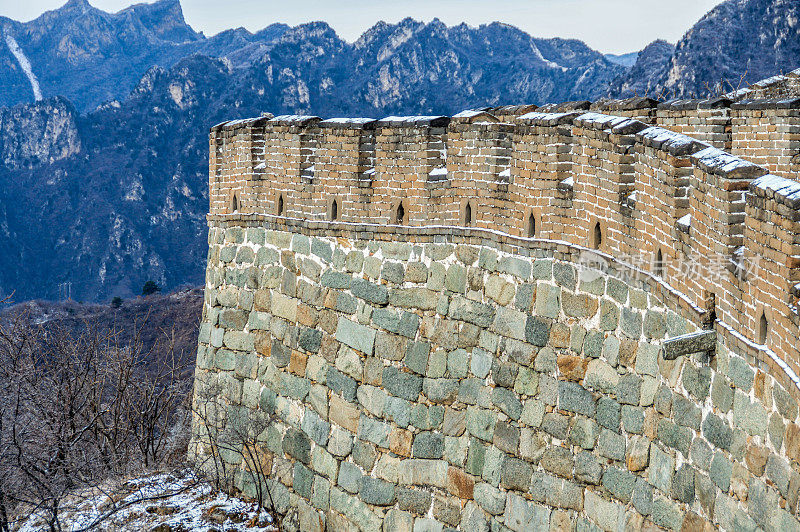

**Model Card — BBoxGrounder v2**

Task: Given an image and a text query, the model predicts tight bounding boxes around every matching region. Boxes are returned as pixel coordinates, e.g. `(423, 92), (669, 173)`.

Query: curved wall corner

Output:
(191, 220), (800, 532)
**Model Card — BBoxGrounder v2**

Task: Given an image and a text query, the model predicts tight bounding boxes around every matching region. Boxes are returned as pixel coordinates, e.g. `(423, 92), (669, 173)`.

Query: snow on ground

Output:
(15, 471), (277, 532)
(4, 34), (43, 101)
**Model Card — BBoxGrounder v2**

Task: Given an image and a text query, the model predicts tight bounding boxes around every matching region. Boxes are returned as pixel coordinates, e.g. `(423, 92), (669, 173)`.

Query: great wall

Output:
(190, 70), (800, 531)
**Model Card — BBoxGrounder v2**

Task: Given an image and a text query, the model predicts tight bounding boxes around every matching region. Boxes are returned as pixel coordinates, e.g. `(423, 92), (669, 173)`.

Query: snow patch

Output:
(677, 214), (691, 232)
(428, 167), (447, 180)
(530, 41), (567, 71)
(4, 34), (42, 101)
(16, 471), (276, 532)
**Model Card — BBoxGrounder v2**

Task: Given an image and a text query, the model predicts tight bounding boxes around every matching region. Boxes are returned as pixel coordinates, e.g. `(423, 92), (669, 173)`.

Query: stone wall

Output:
(192, 221), (800, 531)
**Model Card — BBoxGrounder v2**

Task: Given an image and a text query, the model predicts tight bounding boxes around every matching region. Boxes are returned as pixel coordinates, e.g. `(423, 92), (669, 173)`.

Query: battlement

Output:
(208, 106), (800, 389)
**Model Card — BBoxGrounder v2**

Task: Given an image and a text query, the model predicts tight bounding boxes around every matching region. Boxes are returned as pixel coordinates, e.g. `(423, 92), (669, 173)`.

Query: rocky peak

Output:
(118, 0), (201, 44)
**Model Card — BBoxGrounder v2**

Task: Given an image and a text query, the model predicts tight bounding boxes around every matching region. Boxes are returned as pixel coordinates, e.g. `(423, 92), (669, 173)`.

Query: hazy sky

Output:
(4, 0), (724, 54)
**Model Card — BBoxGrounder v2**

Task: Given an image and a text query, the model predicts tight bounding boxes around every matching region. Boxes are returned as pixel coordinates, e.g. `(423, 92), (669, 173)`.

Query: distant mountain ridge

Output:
(608, 0), (800, 98)
(0, 0), (290, 111)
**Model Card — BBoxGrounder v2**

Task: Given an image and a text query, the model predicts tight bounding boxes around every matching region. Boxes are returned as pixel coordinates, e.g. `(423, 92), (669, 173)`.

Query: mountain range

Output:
(0, 0), (797, 303)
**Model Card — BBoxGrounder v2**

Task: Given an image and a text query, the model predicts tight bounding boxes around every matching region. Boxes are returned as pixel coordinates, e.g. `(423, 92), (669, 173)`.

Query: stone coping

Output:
(206, 213), (800, 397)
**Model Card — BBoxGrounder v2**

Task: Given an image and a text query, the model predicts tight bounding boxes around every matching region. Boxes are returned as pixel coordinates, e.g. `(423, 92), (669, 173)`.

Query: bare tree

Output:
(190, 377), (278, 528)
(0, 309), (193, 531)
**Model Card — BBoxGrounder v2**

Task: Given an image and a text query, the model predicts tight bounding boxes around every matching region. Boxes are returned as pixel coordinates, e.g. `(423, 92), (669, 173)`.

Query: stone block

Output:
(336, 317), (375, 355)
(558, 381), (596, 417)
(602, 466), (636, 503)
(358, 476), (396, 506)
(584, 359), (619, 394)
(598, 429), (626, 461)
(383, 366), (423, 401)
(540, 446), (573, 479)
(398, 459), (448, 489)
(648, 444), (674, 492)
(397, 487), (432, 515)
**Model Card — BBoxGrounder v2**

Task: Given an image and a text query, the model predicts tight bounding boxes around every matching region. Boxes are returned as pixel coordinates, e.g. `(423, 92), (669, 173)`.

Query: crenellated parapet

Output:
(208, 107), (800, 394)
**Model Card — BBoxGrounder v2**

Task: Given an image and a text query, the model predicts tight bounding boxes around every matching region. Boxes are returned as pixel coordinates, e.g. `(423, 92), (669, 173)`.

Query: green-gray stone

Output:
(412, 432), (445, 459)
(384, 396), (411, 428)
(711, 375), (734, 413)
(338, 461), (362, 493)
(602, 467), (636, 503)
(302, 409), (331, 446)
(525, 315), (550, 346)
(293, 463), (313, 498)
(768, 413), (785, 450)
(383, 366), (423, 401)
(552, 262), (576, 290)
(709, 453), (732, 492)
(558, 381), (596, 417)
(648, 445), (674, 492)
(448, 296), (496, 327)
(599, 299), (620, 331)
(682, 364), (711, 402)
(673, 394), (702, 430)
(447, 348), (469, 379)
(466, 439), (487, 476)
(410, 404), (443, 430)
(284, 427), (311, 464)
(298, 327), (323, 353)
(541, 412), (569, 440)
(606, 277), (628, 303)
(467, 407), (496, 442)
(445, 263), (467, 293)
(671, 464), (695, 503)
(423, 379), (459, 405)
(311, 238), (333, 262)
(372, 308), (419, 338)
(327, 367), (357, 402)
(515, 283), (535, 311)
(389, 287), (439, 311)
(382, 262), (405, 285)
(358, 477), (396, 506)
(702, 414), (732, 451)
(534, 283), (560, 319)
(336, 317), (376, 355)
(651, 496), (683, 531)
(631, 478), (653, 515)
(620, 308), (643, 338)
(598, 429), (626, 461)
(531, 259), (552, 280)
(500, 456), (533, 491)
(728, 356), (755, 392)
(357, 415), (390, 447)
(658, 418), (691, 456)
(492, 387), (523, 420)
(616, 374), (642, 406)
(643, 310), (666, 339)
(569, 416), (600, 450)
(774, 384), (799, 420)
(584, 330), (604, 358)
(351, 277), (388, 305)
(621, 405), (645, 434)
(498, 256), (532, 280)
(404, 341), (431, 375)
(575, 451), (602, 485)
(470, 348), (492, 379)
(733, 392), (768, 437)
